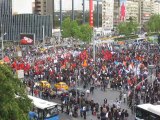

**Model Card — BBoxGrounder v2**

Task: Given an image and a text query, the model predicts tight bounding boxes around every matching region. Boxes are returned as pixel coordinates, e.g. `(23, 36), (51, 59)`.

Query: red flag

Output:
(80, 50), (88, 61)
(24, 63), (30, 71)
(102, 50), (112, 60)
(18, 63), (25, 70)
(12, 61), (17, 69)
(3, 56), (10, 63)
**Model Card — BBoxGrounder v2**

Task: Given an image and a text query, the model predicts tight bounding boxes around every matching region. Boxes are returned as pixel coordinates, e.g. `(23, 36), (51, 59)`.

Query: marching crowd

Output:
(4, 40), (160, 120)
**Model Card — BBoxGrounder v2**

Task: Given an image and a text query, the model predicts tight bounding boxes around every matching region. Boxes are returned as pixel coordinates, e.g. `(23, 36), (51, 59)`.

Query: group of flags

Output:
(102, 50), (112, 61)
(12, 61), (30, 72)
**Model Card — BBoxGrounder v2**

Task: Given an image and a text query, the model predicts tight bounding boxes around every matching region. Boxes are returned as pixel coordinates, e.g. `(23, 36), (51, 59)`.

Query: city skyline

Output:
(12, 0), (101, 14)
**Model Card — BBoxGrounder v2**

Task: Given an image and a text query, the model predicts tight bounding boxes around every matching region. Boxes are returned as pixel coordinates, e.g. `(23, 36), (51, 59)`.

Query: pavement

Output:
(52, 87), (135, 120)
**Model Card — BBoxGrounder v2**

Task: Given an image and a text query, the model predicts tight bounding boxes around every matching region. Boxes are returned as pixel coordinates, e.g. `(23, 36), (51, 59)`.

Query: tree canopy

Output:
(145, 14), (160, 32)
(61, 17), (93, 43)
(0, 65), (31, 120)
(117, 19), (138, 36)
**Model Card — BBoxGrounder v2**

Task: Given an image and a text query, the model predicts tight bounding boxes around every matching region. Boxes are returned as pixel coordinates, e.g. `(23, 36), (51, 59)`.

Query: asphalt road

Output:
(53, 87), (135, 120)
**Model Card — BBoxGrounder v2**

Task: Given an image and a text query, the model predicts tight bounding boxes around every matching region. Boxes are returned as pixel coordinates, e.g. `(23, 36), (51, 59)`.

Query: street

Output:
(54, 87), (135, 120)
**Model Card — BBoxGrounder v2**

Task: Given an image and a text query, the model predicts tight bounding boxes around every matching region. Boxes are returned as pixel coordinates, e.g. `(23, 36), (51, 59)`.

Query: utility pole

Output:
(1, 24), (6, 60)
(60, 0), (62, 30)
(72, 0), (74, 20)
(93, 30), (96, 66)
(82, 0), (85, 24)
(139, 0), (142, 33)
(42, 25), (45, 47)
(52, 0), (55, 28)
(97, 1), (99, 28)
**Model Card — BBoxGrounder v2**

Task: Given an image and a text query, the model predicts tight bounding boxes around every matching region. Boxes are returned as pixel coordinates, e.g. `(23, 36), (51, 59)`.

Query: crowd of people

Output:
(4, 40), (160, 119)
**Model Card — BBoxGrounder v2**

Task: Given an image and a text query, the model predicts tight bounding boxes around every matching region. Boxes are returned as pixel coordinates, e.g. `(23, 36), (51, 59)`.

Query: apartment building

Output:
(34, 0), (54, 15)
(152, 1), (160, 14)
(113, 0), (120, 27)
(139, 0), (152, 24)
(126, 0), (139, 21)
(102, 0), (114, 30)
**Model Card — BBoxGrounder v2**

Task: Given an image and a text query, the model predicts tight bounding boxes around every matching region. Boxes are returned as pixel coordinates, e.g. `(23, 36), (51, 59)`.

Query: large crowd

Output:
(4, 40), (160, 120)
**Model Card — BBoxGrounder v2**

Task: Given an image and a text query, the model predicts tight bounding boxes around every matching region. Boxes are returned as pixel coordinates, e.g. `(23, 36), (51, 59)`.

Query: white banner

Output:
(17, 70), (24, 79)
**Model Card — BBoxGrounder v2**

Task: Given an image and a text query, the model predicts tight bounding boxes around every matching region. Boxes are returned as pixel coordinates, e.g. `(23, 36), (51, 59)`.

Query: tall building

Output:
(0, 0), (52, 41)
(139, 0), (152, 24)
(12, 14), (52, 41)
(0, 0), (13, 40)
(102, 0), (114, 30)
(34, 0), (54, 27)
(152, 1), (160, 14)
(34, 0), (54, 15)
(113, 0), (120, 27)
(126, 0), (139, 21)
(94, 3), (102, 27)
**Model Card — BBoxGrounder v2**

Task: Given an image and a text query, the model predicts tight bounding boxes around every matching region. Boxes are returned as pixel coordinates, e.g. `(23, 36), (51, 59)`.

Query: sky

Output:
(12, 0), (34, 14)
(54, 0), (89, 11)
(12, 0), (99, 14)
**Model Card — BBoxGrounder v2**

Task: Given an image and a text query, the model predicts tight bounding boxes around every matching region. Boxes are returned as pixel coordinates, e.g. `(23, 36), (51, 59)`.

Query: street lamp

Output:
(58, 30), (63, 45)
(75, 69), (78, 102)
(93, 29), (96, 66)
(1, 33), (7, 60)
(148, 65), (156, 84)
(42, 25), (45, 47)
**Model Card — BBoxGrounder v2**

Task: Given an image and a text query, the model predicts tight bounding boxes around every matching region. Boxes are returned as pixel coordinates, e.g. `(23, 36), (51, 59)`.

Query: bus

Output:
(135, 103), (160, 120)
(28, 95), (61, 120)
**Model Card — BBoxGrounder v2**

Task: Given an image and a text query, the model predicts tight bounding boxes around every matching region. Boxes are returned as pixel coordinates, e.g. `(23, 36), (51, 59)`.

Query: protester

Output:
(4, 40), (160, 119)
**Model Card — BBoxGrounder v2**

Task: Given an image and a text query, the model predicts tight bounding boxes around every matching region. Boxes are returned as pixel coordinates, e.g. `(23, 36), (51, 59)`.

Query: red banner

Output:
(102, 50), (112, 61)
(89, 0), (93, 27)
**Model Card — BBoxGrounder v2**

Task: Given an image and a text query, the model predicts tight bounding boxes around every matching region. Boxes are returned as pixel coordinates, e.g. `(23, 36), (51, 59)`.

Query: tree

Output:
(117, 20), (138, 35)
(61, 17), (72, 38)
(145, 14), (160, 32)
(61, 18), (93, 43)
(70, 20), (80, 39)
(79, 24), (93, 42)
(0, 65), (31, 120)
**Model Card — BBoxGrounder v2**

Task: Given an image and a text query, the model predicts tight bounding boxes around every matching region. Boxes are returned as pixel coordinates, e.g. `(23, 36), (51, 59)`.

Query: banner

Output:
(120, 0), (126, 21)
(20, 33), (34, 45)
(17, 70), (24, 79)
(89, 0), (93, 27)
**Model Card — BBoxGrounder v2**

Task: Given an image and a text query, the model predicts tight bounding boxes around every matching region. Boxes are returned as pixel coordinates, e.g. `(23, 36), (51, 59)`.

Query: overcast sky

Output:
(12, 0), (99, 14)
(12, 0), (34, 14)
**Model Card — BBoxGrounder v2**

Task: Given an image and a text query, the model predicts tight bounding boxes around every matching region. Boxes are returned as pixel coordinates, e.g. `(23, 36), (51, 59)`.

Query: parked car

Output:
(54, 82), (69, 91)
(39, 80), (51, 88)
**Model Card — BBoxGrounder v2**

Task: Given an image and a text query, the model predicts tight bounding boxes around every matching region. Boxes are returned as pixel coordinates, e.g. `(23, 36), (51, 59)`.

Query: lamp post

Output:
(97, 0), (99, 28)
(58, 30), (63, 45)
(42, 25), (45, 47)
(148, 65), (156, 84)
(93, 30), (96, 66)
(82, 0), (85, 24)
(1, 33), (7, 60)
(72, 0), (74, 20)
(75, 69), (78, 102)
(60, 0), (62, 30)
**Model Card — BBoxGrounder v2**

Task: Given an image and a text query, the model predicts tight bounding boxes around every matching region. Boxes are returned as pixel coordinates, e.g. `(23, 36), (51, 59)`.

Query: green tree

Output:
(70, 20), (80, 39)
(79, 24), (93, 42)
(117, 20), (138, 36)
(61, 18), (93, 43)
(0, 65), (31, 120)
(146, 14), (160, 32)
(61, 17), (72, 38)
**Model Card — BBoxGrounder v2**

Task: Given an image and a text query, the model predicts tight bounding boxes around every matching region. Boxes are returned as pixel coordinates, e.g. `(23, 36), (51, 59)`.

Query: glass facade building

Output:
(0, 0), (13, 40)
(0, 0), (52, 41)
(12, 14), (52, 41)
